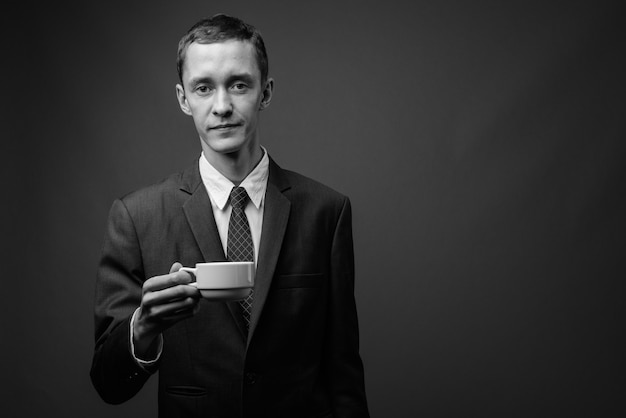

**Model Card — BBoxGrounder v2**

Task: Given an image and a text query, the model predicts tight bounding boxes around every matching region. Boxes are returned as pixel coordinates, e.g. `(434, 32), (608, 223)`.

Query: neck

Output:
(201, 141), (263, 186)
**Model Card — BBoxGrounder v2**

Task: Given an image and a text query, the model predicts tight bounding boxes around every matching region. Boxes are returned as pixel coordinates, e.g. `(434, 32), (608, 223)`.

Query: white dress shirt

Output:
(199, 147), (269, 266)
(130, 147), (270, 367)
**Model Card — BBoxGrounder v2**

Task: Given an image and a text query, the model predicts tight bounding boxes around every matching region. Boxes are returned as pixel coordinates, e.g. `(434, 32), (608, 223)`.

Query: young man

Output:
(91, 14), (369, 417)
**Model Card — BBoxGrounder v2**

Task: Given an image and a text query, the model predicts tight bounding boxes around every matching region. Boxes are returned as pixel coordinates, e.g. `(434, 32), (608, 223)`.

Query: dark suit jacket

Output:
(91, 157), (369, 418)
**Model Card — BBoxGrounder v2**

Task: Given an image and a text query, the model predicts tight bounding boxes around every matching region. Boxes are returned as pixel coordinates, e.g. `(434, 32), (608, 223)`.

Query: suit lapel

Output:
(247, 159), (291, 347)
(182, 182), (226, 263)
(180, 162), (248, 339)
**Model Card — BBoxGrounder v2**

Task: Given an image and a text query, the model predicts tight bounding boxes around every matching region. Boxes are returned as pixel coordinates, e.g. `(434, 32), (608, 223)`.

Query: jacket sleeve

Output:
(325, 197), (370, 417)
(90, 199), (157, 404)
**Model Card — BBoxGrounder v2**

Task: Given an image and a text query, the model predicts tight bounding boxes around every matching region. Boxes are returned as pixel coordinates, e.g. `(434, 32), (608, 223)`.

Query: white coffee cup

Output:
(180, 261), (255, 300)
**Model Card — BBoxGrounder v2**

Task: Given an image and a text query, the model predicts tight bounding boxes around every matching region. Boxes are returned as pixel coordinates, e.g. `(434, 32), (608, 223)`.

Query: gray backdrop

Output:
(3, 0), (624, 416)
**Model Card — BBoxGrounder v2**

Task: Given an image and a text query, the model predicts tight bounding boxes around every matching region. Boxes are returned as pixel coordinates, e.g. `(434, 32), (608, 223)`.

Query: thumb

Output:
(170, 262), (183, 274)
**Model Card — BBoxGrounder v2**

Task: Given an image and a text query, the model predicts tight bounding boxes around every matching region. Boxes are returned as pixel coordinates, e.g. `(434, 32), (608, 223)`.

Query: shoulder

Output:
(282, 168), (346, 200)
(272, 163), (351, 217)
(116, 165), (196, 216)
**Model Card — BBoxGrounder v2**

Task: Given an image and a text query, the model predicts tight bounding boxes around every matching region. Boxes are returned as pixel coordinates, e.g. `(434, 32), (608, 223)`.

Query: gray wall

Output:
(3, 0), (624, 416)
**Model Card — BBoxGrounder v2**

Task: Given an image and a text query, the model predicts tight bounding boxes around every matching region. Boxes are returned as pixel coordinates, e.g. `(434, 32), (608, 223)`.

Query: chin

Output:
(204, 136), (248, 155)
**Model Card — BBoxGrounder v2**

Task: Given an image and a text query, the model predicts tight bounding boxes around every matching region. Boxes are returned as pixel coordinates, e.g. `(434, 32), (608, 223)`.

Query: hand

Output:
(133, 262), (200, 357)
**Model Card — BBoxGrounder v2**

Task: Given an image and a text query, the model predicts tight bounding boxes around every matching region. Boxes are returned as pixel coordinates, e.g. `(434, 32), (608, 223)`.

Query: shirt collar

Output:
(199, 147), (269, 210)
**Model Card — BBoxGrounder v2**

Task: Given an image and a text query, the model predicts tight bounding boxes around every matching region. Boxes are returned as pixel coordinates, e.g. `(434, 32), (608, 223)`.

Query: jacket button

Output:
(245, 372), (257, 384)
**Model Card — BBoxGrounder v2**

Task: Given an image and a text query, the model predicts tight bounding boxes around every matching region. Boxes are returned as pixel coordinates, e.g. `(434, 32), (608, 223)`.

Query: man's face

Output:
(176, 40), (272, 158)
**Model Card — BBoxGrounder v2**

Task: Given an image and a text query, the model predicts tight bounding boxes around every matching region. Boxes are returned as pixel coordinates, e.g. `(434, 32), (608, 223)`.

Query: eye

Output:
(232, 83), (248, 91)
(195, 85), (212, 95)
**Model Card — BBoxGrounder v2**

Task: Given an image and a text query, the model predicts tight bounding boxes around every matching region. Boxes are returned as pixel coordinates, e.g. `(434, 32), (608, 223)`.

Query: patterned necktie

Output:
(227, 187), (254, 329)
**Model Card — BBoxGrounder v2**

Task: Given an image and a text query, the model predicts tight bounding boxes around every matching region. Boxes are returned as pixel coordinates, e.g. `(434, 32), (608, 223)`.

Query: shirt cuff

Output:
(130, 307), (163, 369)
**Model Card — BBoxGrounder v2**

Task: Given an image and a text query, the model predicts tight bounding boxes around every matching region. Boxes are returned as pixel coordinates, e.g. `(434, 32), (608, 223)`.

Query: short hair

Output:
(177, 14), (269, 85)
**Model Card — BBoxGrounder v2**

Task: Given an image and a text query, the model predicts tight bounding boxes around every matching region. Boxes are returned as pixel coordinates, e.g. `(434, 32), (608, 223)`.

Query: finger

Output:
(170, 262), (183, 274)
(143, 270), (193, 293)
(170, 262), (196, 283)
(190, 302), (200, 316)
(146, 297), (199, 320)
(142, 284), (200, 308)
(160, 308), (197, 325)
(163, 302), (200, 321)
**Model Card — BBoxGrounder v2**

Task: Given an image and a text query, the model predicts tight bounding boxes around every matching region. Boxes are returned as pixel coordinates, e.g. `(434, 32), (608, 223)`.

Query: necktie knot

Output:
(230, 187), (249, 210)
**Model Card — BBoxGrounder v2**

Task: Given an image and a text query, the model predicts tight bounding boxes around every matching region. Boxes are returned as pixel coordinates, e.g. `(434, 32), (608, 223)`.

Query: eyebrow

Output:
(228, 73), (255, 84)
(188, 73), (256, 87)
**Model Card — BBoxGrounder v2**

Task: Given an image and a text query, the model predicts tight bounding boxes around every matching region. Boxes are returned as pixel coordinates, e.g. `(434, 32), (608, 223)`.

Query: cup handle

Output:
(179, 267), (196, 275)
(179, 267), (198, 287)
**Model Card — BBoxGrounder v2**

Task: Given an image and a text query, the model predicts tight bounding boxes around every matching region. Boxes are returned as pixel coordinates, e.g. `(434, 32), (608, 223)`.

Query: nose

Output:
(212, 88), (233, 117)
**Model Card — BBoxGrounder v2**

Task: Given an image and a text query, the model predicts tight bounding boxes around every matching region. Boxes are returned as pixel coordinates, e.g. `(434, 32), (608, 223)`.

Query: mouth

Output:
(209, 123), (241, 130)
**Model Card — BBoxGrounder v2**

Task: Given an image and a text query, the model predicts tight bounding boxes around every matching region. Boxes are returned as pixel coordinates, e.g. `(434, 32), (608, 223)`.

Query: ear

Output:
(176, 84), (192, 115)
(259, 78), (274, 110)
